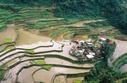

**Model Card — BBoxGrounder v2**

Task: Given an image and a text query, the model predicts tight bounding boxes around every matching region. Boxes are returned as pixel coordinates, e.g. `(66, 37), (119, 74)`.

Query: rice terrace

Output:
(0, 0), (127, 83)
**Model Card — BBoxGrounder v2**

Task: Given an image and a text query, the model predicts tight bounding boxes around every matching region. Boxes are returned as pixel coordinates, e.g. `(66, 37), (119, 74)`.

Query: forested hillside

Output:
(54, 0), (127, 30)
(0, 0), (127, 30)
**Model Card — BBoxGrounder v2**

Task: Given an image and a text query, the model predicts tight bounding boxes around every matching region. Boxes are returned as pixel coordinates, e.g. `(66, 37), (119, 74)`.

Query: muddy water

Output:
(33, 68), (54, 83)
(120, 64), (127, 73)
(45, 57), (93, 68)
(18, 67), (40, 83)
(54, 75), (67, 83)
(33, 67), (90, 83)
(16, 29), (51, 45)
(0, 25), (17, 44)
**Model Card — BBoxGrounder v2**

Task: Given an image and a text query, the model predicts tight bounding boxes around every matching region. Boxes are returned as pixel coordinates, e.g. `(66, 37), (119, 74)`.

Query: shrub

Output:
(0, 22), (6, 31)
(0, 66), (5, 80)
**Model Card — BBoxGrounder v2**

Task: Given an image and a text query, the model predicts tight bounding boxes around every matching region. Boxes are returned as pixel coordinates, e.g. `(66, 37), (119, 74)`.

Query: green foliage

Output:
(0, 66), (5, 80)
(85, 41), (117, 83)
(54, 0), (127, 30)
(85, 61), (117, 83)
(0, 7), (20, 30)
(41, 10), (50, 17)
(49, 31), (60, 38)
(115, 73), (127, 83)
(31, 60), (52, 70)
(0, 22), (6, 31)
(5, 46), (15, 51)
(26, 20), (62, 29)
(113, 53), (127, 71)
(25, 49), (34, 53)
(73, 79), (81, 83)
(85, 21), (110, 28)
(100, 41), (116, 63)
(105, 42), (116, 58)
(54, 0), (101, 18)
(42, 64), (52, 70)
(32, 60), (45, 65)
(85, 58), (127, 83)
(3, 38), (12, 43)
(63, 18), (82, 24)
(0, 0), (127, 31)
(18, 8), (53, 21)
(0, 9), (10, 16)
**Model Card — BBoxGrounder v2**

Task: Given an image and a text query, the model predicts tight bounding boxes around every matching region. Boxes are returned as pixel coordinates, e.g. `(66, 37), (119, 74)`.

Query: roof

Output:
(86, 54), (94, 59)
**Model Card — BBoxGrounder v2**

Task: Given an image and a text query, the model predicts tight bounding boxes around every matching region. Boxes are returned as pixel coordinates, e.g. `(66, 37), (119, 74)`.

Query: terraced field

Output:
(108, 40), (127, 73)
(0, 38), (94, 83)
(0, 9), (120, 82)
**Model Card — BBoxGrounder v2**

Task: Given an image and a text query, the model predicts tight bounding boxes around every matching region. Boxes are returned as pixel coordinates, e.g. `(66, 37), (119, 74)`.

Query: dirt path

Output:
(64, 19), (106, 27)
(28, 18), (64, 23)
(33, 67), (90, 83)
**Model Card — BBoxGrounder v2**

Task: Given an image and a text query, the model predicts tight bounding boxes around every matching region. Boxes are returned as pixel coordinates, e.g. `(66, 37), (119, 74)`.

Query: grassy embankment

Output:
(113, 53), (127, 71)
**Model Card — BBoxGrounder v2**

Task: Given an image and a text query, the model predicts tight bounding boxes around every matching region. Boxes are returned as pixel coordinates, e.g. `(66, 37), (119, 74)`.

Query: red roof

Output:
(108, 40), (113, 45)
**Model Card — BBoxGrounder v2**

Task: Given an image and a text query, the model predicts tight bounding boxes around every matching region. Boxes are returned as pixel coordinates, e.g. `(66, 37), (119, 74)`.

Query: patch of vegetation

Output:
(115, 73), (127, 83)
(3, 38), (12, 43)
(25, 49), (34, 53)
(54, 0), (127, 31)
(32, 60), (45, 65)
(85, 21), (111, 28)
(26, 20), (63, 29)
(0, 66), (5, 80)
(113, 53), (127, 71)
(73, 79), (81, 83)
(18, 8), (53, 21)
(49, 31), (61, 38)
(42, 64), (52, 70)
(5, 46), (15, 51)
(31, 60), (52, 70)
(85, 40), (117, 83)
(85, 59), (127, 83)
(0, 22), (6, 31)
(104, 42), (116, 58)
(63, 18), (82, 24)
(0, 8), (21, 23)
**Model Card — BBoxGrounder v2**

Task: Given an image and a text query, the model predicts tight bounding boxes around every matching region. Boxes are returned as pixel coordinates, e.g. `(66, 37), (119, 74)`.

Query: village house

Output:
(69, 36), (110, 61)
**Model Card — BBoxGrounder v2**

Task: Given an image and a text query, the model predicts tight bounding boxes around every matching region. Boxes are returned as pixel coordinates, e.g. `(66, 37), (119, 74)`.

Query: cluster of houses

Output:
(69, 36), (113, 61)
